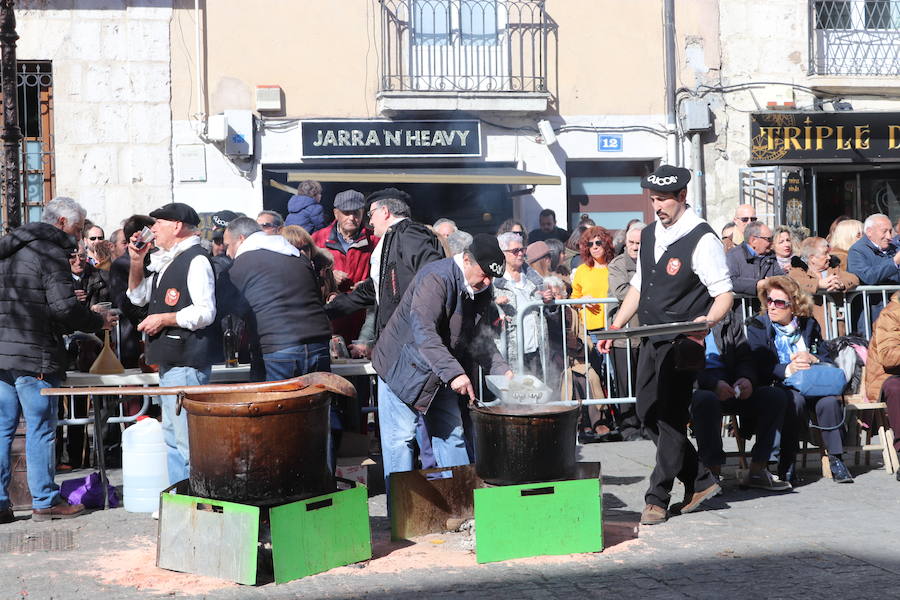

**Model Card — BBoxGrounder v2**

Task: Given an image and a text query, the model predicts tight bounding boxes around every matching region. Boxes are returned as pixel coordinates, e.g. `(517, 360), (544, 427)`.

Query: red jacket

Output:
(312, 222), (378, 341)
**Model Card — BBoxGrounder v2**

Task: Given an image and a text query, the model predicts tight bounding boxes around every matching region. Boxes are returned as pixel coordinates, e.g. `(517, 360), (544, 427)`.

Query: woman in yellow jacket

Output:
(570, 225), (617, 441)
(571, 226), (614, 333)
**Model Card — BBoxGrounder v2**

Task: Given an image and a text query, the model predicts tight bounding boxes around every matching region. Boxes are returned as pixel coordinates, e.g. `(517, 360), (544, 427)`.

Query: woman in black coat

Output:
(746, 275), (852, 483)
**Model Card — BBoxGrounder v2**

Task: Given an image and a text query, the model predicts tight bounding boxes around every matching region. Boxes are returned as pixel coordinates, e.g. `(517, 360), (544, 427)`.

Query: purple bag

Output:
(60, 472), (119, 509)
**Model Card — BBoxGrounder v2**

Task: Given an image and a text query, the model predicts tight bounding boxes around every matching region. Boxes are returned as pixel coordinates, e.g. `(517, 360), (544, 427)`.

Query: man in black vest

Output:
(599, 165), (734, 526)
(127, 203), (216, 485)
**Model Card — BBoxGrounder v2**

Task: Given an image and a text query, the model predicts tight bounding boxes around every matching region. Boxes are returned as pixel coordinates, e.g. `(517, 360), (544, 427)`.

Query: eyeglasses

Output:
(259, 222), (277, 229)
(88, 236), (104, 241)
(738, 216), (758, 223)
(754, 235), (773, 243)
(367, 205), (383, 219)
(766, 297), (790, 309)
(587, 240), (605, 247)
(504, 247), (526, 255)
(71, 253), (87, 261)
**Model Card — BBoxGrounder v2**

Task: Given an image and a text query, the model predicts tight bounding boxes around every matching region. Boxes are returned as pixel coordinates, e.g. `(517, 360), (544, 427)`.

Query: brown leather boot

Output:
(32, 502), (85, 522)
(640, 504), (668, 525)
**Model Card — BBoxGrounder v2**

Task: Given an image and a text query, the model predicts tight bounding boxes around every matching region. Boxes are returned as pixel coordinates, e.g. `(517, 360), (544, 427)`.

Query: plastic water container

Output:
(122, 416), (169, 512)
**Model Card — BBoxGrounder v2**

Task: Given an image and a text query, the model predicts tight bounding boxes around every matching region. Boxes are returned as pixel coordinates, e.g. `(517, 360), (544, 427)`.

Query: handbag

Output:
(783, 363), (847, 397)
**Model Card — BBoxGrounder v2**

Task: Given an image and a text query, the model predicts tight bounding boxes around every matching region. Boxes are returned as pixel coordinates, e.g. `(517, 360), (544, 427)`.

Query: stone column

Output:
(0, 0), (20, 230)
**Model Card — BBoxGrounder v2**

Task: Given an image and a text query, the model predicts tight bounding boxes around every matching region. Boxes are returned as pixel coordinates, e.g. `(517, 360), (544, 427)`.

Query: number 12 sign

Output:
(598, 134), (623, 152)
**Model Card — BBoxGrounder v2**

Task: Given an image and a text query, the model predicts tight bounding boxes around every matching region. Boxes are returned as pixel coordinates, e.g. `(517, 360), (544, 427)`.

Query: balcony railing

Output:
(810, 0), (900, 75)
(379, 0), (548, 94)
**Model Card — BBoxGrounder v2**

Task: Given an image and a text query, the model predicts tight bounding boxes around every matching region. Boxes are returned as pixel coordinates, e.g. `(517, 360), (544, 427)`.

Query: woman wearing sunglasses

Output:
(746, 276), (852, 483)
(570, 226), (617, 440)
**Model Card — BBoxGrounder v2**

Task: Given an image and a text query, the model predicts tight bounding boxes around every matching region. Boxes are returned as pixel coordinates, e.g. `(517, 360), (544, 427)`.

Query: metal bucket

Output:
(180, 383), (334, 505)
(471, 404), (578, 486)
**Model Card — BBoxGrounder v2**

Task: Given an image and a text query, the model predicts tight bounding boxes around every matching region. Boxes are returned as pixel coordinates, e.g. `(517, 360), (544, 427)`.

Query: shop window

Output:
(811, 0), (900, 75)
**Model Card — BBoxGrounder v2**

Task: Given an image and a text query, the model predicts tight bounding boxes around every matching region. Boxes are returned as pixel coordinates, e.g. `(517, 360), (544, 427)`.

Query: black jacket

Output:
(746, 313), (829, 386)
(0, 222), (104, 376)
(726, 243), (784, 296)
(222, 248), (332, 355)
(108, 253), (149, 368)
(696, 311), (756, 391)
(372, 257), (509, 411)
(326, 218), (443, 341)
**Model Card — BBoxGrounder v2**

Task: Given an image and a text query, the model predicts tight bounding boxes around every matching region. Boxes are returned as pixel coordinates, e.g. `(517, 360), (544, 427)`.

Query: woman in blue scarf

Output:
(746, 276), (852, 483)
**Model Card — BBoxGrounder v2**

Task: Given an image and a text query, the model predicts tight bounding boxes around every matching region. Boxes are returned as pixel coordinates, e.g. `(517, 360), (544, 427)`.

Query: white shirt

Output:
(370, 216), (407, 304)
(126, 236), (216, 331)
(630, 206), (732, 297)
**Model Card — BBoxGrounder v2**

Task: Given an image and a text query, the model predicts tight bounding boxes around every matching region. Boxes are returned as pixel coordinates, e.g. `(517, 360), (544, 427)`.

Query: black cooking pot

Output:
(471, 403), (578, 486)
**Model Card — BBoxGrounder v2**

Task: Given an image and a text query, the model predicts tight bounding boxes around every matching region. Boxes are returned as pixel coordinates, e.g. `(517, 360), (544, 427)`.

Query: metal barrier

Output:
(60, 394), (151, 427)
(511, 297), (634, 407)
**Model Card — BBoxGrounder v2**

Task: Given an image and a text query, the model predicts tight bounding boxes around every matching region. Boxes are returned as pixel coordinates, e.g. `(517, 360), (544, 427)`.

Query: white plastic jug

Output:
(121, 416), (169, 513)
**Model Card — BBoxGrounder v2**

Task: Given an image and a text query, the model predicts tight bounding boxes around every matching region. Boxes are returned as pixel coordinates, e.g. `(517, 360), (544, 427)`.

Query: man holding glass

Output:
(127, 202), (216, 486)
(0, 197), (116, 522)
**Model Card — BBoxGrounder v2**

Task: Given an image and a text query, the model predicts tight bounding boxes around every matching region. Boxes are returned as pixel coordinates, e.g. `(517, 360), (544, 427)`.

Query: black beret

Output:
(211, 210), (239, 230)
(641, 165), (691, 193)
(366, 188), (412, 205)
(470, 233), (505, 278)
(149, 202), (201, 227)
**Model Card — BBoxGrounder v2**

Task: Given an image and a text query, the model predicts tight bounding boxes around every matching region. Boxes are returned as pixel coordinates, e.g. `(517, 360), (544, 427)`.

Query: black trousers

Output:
(779, 388), (844, 459)
(636, 339), (717, 509)
(690, 385), (786, 467)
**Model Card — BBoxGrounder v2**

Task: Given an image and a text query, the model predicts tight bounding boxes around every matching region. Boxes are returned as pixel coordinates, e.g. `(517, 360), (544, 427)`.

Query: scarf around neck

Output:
(772, 317), (804, 364)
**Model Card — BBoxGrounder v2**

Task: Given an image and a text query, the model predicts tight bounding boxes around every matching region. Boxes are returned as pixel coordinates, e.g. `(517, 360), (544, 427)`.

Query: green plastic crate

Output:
(270, 484), (372, 583)
(474, 478), (603, 564)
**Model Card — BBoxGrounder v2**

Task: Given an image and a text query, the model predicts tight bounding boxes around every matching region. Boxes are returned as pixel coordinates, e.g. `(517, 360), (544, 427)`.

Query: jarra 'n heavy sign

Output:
(301, 120), (481, 158)
(749, 112), (900, 164)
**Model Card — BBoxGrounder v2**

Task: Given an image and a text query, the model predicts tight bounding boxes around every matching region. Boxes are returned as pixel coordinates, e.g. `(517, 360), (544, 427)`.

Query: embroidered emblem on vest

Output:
(666, 257), (682, 276)
(164, 288), (181, 306)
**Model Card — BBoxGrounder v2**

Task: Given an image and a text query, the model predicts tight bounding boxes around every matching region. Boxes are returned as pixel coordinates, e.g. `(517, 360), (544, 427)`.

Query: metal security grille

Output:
(380, 0), (548, 93)
(0, 61), (53, 228)
(809, 0), (900, 75)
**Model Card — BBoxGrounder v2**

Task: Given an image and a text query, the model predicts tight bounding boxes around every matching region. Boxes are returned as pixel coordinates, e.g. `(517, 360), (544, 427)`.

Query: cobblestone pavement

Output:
(2, 439), (900, 599)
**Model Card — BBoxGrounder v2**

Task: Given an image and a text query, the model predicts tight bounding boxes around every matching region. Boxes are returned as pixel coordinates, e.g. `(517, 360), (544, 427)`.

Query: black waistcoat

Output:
(637, 220), (715, 335)
(145, 244), (214, 368)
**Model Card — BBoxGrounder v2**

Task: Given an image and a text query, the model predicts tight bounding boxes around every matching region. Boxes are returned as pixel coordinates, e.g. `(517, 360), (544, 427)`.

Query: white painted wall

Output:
(18, 1), (173, 232)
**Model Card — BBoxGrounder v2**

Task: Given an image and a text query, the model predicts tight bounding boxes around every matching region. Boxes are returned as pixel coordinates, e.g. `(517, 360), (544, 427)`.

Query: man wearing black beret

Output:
(127, 202), (217, 486)
(372, 234), (512, 494)
(598, 165), (734, 526)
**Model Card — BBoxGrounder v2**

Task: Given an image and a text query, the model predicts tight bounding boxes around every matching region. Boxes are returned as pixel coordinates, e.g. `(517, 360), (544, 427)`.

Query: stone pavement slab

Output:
(2, 439), (899, 599)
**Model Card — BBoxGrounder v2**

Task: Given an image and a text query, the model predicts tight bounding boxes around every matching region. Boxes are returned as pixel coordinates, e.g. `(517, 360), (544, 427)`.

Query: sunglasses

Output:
(754, 235), (773, 243)
(766, 297), (790, 309)
(587, 240), (605, 247)
(88, 236), (104, 241)
(504, 247), (526, 255)
(738, 216), (758, 223)
(259, 222), (278, 229)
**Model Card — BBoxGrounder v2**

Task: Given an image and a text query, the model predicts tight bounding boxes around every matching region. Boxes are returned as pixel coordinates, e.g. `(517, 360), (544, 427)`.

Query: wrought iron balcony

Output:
(810, 0), (900, 76)
(378, 0), (550, 111)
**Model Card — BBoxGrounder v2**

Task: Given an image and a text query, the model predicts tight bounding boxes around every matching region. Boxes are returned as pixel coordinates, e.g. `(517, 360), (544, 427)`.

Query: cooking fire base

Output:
(474, 477), (603, 564)
(156, 479), (372, 585)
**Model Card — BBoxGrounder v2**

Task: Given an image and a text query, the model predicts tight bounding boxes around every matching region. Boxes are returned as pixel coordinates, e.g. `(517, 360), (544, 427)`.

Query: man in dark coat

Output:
(372, 234), (511, 490)
(326, 188), (444, 340)
(725, 220), (783, 297)
(108, 214), (154, 368)
(0, 197), (115, 523)
(847, 213), (900, 332)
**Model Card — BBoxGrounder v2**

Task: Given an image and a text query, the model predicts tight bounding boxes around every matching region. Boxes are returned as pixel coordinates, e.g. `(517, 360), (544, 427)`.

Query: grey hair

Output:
(744, 220), (768, 240)
(543, 275), (565, 289)
(434, 217), (457, 230)
(864, 213), (890, 231)
(447, 230), (472, 255)
(373, 197), (411, 218)
(799, 236), (829, 261)
(227, 216), (262, 239)
(628, 222), (646, 233)
(497, 231), (523, 251)
(257, 210), (284, 227)
(43, 196), (86, 226)
(109, 229), (124, 245)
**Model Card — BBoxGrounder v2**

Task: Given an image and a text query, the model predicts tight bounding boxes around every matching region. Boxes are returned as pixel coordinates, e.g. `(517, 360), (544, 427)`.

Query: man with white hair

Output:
(0, 197), (117, 522)
(732, 204), (757, 245)
(127, 202), (216, 485)
(848, 213), (900, 328)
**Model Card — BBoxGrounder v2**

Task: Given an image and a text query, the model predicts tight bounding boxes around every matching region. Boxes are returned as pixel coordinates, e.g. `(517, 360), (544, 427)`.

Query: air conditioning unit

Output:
(206, 114), (227, 142)
(224, 109), (254, 157)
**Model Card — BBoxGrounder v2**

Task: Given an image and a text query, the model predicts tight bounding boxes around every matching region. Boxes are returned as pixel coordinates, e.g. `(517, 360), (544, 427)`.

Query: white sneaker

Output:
(741, 469), (792, 491)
